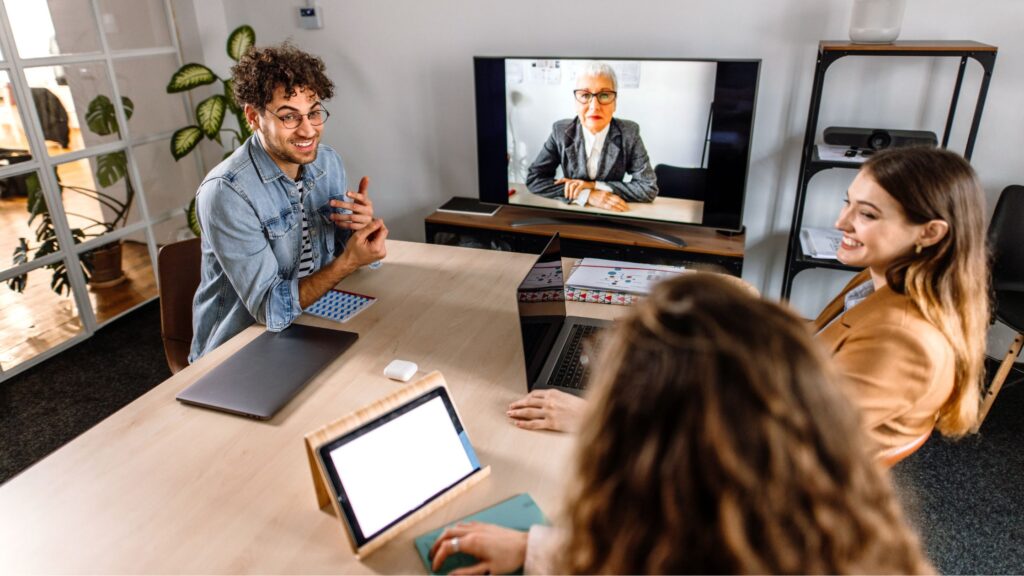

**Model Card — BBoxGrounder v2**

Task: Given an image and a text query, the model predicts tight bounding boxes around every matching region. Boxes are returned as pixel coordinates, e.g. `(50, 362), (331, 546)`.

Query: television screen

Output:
(474, 57), (759, 232)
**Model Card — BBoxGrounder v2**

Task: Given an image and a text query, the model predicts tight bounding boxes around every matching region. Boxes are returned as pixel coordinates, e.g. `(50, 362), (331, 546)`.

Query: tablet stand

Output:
(304, 371), (491, 559)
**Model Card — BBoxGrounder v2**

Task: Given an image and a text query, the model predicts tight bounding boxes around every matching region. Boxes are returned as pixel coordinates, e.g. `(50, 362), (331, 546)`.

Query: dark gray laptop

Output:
(517, 234), (610, 395)
(176, 323), (358, 419)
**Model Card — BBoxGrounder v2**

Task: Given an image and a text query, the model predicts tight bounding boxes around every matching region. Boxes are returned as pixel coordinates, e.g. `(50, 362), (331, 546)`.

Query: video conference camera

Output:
(824, 127), (938, 151)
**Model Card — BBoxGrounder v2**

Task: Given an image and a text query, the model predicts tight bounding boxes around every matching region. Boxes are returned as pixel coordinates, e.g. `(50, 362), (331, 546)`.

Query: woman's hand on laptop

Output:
(429, 522), (527, 575)
(507, 389), (586, 433)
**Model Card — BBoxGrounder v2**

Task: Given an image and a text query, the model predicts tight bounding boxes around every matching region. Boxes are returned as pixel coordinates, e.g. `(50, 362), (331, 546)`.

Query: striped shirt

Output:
(296, 181), (314, 278)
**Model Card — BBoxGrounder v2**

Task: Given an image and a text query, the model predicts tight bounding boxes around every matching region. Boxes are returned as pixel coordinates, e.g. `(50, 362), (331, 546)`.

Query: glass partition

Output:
(25, 63), (120, 156)
(0, 262), (85, 370)
(4, 0), (101, 58)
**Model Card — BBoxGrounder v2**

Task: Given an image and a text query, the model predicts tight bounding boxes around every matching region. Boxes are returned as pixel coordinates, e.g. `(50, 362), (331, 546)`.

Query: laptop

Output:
(177, 323), (358, 419)
(516, 234), (610, 395)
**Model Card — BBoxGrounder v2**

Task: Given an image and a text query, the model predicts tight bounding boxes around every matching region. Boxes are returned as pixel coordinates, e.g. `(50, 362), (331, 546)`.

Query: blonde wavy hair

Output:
(865, 147), (989, 437)
(562, 274), (931, 574)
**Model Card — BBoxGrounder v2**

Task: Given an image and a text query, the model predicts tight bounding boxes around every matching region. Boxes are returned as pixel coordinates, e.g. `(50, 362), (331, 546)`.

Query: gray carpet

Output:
(0, 300), (170, 485)
(0, 300), (1021, 573)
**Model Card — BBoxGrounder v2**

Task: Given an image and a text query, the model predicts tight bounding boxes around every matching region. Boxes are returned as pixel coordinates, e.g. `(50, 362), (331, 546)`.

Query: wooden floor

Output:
(0, 131), (158, 372)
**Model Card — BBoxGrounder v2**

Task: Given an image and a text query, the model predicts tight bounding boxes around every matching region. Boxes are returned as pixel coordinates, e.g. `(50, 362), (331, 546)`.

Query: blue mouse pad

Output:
(413, 493), (547, 575)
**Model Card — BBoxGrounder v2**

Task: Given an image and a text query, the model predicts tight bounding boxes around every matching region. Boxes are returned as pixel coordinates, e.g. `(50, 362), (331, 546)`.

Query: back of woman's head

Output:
(862, 147), (989, 437)
(563, 274), (931, 574)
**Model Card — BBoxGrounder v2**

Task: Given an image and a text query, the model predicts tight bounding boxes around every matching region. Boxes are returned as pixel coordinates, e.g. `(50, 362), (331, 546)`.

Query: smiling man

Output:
(525, 62), (658, 212)
(189, 42), (387, 362)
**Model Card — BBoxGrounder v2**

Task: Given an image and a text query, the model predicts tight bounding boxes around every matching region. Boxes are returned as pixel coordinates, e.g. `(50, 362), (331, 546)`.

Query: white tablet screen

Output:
(324, 390), (479, 542)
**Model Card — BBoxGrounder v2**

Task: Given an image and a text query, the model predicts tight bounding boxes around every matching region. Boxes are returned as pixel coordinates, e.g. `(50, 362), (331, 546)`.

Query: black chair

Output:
(975, 185), (1024, 431)
(654, 164), (707, 202)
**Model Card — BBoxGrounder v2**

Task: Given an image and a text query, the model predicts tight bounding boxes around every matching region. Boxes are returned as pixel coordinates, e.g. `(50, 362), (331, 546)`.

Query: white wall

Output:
(182, 0), (1024, 319)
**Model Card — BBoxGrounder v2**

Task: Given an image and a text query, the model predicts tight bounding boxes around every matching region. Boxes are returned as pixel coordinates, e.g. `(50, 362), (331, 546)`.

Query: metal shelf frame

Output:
(781, 41), (997, 299)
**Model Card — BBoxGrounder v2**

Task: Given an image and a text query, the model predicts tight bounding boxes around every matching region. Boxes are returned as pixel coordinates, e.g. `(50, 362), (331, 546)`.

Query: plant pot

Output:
(88, 242), (126, 289)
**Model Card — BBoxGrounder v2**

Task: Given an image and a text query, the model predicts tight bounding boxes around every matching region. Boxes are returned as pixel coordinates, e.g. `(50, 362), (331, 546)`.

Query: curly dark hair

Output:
(562, 274), (932, 574)
(230, 42), (334, 110)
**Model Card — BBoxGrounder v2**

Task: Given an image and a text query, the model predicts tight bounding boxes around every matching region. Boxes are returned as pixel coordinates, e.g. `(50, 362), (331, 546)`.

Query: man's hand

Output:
(555, 178), (595, 201)
(329, 176), (374, 230)
(507, 388), (586, 432)
(341, 217), (388, 268)
(429, 522), (528, 575)
(299, 218), (387, 309)
(586, 189), (628, 212)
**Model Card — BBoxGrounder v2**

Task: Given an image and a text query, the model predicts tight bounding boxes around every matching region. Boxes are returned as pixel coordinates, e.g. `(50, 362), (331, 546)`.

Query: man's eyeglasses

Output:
(266, 106), (330, 129)
(573, 90), (617, 105)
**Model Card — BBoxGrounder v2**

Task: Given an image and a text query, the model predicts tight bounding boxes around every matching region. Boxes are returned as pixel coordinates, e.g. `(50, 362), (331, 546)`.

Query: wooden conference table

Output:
(0, 240), (633, 574)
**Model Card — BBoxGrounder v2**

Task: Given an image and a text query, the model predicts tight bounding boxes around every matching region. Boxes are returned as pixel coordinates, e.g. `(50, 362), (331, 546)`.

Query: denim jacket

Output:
(189, 135), (350, 362)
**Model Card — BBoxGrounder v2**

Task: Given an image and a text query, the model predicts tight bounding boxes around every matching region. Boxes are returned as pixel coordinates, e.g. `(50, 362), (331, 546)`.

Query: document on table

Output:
(566, 258), (685, 295)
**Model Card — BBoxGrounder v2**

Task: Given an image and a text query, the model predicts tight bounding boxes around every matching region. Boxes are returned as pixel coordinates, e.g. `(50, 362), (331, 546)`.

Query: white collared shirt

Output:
(574, 123), (613, 206)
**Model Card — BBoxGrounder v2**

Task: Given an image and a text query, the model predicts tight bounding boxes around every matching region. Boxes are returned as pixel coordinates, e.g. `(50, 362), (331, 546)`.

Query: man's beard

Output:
(266, 136), (318, 166)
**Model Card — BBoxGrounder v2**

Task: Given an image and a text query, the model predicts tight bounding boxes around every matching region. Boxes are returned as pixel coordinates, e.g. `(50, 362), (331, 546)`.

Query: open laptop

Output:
(517, 234), (610, 395)
(177, 323), (358, 419)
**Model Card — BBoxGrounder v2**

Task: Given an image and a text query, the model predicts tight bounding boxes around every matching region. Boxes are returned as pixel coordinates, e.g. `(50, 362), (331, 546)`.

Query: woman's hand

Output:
(555, 178), (595, 201)
(586, 189), (628, 212)
(429, 522), (528, 575)
(507, 389), (586, 432)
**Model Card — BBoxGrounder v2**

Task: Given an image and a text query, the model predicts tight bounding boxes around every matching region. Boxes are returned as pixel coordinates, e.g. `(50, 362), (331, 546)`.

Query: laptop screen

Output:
(516, 234), (567, 385)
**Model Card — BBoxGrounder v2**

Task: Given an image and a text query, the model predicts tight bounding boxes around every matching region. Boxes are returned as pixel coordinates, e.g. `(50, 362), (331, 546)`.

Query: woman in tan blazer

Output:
(814, 147), (989, 450)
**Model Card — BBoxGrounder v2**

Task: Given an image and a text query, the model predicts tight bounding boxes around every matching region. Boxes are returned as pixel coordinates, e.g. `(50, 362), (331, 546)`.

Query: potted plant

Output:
(6, 94), (135, 295)
(167, 24), (256, 237)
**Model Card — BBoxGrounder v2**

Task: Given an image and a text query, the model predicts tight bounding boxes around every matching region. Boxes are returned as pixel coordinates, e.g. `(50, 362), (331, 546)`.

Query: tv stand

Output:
(509, 217), (687, 248)
(425, 204), (744, 276)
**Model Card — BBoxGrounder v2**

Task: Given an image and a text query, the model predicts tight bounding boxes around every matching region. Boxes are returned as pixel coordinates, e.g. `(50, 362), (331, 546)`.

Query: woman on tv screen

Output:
(525, 61), (658, 213)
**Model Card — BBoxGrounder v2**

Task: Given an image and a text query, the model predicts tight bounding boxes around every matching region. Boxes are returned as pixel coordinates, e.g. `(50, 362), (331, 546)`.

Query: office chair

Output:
(877, 427), (932, 468)
(653, 164), (707, 202)
(157, 237), (201, 374)
(975, 185), (1024, 431)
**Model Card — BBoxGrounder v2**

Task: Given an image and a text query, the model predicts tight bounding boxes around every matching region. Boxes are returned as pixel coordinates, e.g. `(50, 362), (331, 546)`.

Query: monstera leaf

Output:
(96, 151), (128, 188)
(85, 95), (134, 136)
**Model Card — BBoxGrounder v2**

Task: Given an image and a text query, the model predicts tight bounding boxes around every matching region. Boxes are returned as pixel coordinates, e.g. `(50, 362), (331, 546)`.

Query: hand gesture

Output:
(586, 189), (628, 212)
(329, 176), (374, 231)
(555, 178), (595, 201)
(429, 522), (528, 575)
(507, 388), (586, 432)
(342, 218), (388, 268)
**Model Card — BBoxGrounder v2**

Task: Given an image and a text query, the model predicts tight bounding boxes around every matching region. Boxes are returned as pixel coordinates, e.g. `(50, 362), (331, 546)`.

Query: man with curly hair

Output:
(190, 43), (386, 362)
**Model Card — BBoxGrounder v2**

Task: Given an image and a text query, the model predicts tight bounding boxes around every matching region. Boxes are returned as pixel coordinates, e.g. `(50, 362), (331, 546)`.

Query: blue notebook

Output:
(413, 493), (547, 575)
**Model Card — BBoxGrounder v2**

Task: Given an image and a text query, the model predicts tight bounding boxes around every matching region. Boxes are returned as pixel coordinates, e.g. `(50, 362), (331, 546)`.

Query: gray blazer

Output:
(526, 117), (658, 203)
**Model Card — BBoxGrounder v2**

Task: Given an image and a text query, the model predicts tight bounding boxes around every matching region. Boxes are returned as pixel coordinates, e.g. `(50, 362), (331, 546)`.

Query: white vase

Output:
(849, 0), (907, 44)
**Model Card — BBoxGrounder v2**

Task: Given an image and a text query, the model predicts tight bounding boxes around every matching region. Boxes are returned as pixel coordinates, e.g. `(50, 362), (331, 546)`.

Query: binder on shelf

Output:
(799, 228), (843, 260)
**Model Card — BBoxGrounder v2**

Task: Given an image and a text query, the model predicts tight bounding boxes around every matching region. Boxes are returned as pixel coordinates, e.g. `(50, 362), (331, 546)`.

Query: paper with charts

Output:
(305, 289), (376, 323)
(566, 258), (685, 295)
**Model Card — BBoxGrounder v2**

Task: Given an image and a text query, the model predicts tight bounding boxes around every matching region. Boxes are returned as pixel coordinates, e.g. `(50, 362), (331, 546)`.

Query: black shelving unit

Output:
(781, 40), (997, 299)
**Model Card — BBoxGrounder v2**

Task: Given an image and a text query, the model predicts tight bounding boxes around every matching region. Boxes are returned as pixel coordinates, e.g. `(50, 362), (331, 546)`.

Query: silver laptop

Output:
(517, 234), (610, 395)
(177, 323), (358, 419)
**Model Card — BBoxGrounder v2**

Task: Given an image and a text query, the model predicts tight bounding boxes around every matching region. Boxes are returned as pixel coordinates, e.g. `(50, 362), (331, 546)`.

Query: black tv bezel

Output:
(473, 55), (760, 233)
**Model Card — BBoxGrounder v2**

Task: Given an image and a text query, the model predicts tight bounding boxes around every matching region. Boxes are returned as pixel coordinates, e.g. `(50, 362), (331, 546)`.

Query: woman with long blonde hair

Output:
(816, 146), (989, 446)
(431, 274), (931, 574)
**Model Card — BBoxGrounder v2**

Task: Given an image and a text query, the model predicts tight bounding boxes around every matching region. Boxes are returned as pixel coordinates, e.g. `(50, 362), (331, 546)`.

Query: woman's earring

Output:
(915, 243), (923, 255)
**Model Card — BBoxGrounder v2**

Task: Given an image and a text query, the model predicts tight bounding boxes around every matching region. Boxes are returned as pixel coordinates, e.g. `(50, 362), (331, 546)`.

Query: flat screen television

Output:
(474, 57), (760, 233)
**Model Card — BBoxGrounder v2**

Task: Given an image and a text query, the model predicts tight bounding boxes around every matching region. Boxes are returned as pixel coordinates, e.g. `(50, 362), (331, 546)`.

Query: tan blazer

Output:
(814, 271), (953, 450)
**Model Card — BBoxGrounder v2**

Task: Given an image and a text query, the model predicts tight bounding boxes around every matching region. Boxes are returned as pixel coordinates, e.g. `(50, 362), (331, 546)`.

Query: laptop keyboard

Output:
(551, 324), (601, 390)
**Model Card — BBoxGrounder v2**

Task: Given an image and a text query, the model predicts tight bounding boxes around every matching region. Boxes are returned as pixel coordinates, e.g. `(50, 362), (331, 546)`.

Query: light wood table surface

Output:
(508, 182), (704, 225)
(0, 240), (633, 574)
